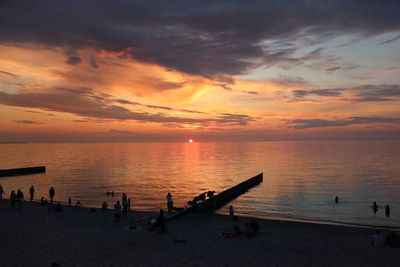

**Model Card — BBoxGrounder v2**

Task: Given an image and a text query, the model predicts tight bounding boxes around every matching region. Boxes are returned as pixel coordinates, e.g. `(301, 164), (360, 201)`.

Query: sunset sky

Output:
(0, 0), (399, 142)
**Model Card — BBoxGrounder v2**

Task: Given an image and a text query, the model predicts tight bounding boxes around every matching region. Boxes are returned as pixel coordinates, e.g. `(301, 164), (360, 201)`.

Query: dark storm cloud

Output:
(289, 117), (400, 129)
(1, 0), (399, 77)
(0, 89), (253, 126)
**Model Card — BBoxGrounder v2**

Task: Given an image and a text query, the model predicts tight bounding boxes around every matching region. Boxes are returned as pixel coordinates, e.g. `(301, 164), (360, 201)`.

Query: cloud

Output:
(0, 88), (254, 127)
(1, 1), (399, 77)
(289, 116), (400, 129)
(293, 89), (342, 98)
(0, 70), (19, 78)
(13, 120), (44, 124)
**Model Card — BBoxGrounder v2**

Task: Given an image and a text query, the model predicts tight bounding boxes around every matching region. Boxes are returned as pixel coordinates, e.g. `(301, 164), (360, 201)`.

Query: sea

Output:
(1, 141), (399, 228)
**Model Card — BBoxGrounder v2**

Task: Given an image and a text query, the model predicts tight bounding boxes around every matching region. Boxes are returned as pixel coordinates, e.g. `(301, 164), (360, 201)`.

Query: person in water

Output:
(372, 201), (378, 214)
(385, 205), (391, 218)
(28, 186), (34, 202)
(335, 196), (339, 204)
(229, 205), (237, 221)
(49, 187), (55, 203)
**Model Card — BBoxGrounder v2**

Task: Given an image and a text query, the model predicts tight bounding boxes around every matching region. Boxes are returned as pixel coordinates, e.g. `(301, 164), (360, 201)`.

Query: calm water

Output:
(1, 141), (399, 228)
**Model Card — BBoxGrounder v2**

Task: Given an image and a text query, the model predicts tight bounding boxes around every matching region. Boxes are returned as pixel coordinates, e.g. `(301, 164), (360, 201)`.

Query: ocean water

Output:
(0, 141), (399, 228)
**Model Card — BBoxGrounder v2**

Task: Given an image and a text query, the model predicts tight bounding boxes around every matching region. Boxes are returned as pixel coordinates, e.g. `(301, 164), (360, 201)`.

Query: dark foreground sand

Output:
(0, 200), (399, 267)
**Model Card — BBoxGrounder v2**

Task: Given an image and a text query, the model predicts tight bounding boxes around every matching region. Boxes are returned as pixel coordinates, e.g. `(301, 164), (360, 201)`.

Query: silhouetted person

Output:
(111, 191), (114, 196)
(385, 205), (391, 218)
(29, 186), (35, 202)
(122, 200), (128, 222)
(335, 196), (339, 204)
(0, 184), (4, 200)
(372, 202), (378, 214)
(10, 190), (16, 208)
(68, 197), (72, 206)
(101, 202), (108, 210)
(207, 191), (215, 198)
(16, 189), (24, 208)
(122, 193), (127, 204)
(229, 205), (237, 221)
(157, 209), (166, 233)
(49, 187), (55, 203)
(114, 201), (122, 224)
(128, 198), (131, 211)
(166, 192), (173, 211)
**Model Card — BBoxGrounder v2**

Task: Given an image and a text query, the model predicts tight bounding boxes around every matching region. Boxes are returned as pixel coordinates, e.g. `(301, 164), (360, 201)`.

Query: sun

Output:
(189, 139), (193, 143)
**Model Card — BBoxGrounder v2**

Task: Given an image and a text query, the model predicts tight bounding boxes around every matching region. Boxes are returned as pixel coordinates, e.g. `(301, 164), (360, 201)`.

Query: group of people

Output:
(113, 193), (131, 224)
(334, 197), (392, 218)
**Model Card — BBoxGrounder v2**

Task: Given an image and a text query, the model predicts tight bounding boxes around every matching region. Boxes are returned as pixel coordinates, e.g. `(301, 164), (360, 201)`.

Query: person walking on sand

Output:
(114, 201), (122, 225)
(166, 192), (173, 212)
(385, 205), (391, 218)
(49, 187), (55, 203)
(29, 186), (35, 202)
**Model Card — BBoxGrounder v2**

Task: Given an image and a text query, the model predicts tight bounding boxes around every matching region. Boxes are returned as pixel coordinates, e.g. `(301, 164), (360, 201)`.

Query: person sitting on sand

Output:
(10, 190), (16, 208)
(55, 202), (63, 212)
(29, 186), (35, 202)
(101, 202), (108, 210)
(74, 200), (81, 210)
(245, 219), (260, 237)
(371, 230), (385, 247)
(40, 197), (48, 206)
(114, 201), (122, 225)
(0, 184), (4, 200)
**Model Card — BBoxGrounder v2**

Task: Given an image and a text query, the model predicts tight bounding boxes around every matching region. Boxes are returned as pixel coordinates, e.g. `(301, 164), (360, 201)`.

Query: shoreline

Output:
(1, 200), (400, 266)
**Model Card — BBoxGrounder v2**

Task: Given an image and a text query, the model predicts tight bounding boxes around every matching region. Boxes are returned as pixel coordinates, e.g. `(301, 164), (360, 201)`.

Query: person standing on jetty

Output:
(166, 192), (173, 211)
(0, 184), (4, 200)
(49, 187), (55, 203)
(29, 186), (35, 202)
(114, 201), (122, 225)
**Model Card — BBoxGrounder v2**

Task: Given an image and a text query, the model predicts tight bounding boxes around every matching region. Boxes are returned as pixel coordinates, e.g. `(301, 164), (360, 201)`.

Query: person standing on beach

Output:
(166, 192), (173, 212)
(114, 201), (122, 225)
(49, 187), (55, 203)
(10, 190), (16, 208)
(385, 205), (391, 218)
(16, 189), (24, 208)
(29, 186), (35, 202)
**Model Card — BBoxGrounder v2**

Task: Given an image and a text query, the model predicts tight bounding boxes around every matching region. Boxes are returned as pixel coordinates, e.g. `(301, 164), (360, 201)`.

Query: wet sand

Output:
(0, 200), (399, 267)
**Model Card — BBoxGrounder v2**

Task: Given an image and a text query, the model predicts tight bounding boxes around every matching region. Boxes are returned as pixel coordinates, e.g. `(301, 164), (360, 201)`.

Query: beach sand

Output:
(0, 200), (399, 267)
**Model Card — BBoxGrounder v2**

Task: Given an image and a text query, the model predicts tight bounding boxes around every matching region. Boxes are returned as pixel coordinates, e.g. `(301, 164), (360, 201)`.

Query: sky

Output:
(0, 0), (400, 142)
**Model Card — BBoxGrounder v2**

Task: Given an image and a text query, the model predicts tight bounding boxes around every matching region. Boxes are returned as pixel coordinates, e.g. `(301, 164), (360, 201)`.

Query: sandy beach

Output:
(0, 200), (399, 267)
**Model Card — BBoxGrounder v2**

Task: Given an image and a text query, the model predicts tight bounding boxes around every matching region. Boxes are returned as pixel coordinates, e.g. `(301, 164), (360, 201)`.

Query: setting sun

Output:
(189, 139), (193, 143)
